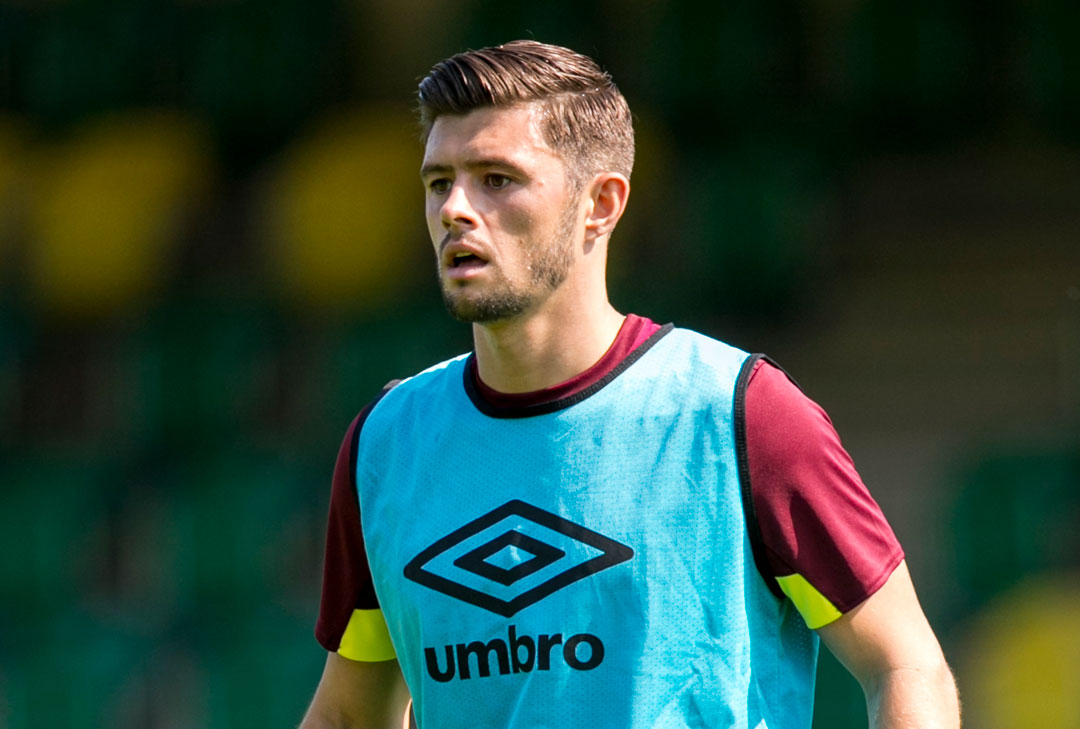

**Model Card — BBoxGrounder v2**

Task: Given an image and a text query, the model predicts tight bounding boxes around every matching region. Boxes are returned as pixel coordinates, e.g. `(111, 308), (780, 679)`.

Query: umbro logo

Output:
(403, 500), (634, 616)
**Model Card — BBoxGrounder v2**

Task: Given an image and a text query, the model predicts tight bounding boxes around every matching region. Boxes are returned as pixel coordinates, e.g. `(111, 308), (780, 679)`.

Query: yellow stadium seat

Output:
(24, 111), (213, 317)
(261, 107), (426, 313)
(960, 574), (1080, 729)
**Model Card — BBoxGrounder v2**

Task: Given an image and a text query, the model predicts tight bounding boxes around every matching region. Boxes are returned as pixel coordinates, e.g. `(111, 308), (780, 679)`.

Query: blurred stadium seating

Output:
(23, 112), (212, 318)
(261, 109), (426, 313)
(959, 573), (1080, 729)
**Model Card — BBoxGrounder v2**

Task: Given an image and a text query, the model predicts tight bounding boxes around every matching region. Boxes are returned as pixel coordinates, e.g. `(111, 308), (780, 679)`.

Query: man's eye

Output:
(486, 174), (511, 189)
(428, 178), (451, 194)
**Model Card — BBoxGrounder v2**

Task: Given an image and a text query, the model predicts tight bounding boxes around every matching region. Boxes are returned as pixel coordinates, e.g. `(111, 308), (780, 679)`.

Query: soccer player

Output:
(299, 41), (960, 729)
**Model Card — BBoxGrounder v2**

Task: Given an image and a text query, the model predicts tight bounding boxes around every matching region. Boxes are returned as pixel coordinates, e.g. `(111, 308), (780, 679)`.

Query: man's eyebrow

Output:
(420, 158), (527, 178)
(419, 163), (452, 178)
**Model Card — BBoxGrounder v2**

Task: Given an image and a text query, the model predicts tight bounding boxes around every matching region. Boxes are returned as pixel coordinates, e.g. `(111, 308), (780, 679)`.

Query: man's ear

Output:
(584, 172), (631, 242)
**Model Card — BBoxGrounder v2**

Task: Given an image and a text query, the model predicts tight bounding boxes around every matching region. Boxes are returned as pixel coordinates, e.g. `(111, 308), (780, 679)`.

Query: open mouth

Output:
(450, 252), (483, 268)
(448, 251), (489, 271)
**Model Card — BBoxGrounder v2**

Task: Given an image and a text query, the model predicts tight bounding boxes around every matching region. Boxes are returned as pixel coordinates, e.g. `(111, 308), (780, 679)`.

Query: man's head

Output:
(418, 40), (634, 192)
(418, 42), (634, 325)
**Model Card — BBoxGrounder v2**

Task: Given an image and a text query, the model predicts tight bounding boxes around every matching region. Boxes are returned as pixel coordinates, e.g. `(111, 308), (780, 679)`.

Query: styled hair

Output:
(417, 40), (634, 183)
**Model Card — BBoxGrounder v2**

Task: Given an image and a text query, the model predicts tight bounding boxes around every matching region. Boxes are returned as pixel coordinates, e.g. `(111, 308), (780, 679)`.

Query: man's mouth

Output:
(444, 249), (490, 280)
(449, 251), (484, 269)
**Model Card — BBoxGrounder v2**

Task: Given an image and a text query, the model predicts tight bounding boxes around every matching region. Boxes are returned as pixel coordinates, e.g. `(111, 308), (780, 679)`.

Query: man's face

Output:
(421, 104), (581, 323)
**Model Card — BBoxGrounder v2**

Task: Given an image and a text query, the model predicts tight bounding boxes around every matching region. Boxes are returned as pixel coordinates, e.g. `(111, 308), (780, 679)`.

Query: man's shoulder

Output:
(667, 324), (741, 347)
(361, 351), (471, 421)
(609, 324), (752, 407)
(658, 325), (751, 368)
(397, 351), (472, 390)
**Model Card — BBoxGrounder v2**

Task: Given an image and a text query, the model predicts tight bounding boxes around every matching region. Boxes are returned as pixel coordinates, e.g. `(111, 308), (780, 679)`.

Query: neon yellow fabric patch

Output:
(338, 609), (397, 662)
(775, 573), (843, 629)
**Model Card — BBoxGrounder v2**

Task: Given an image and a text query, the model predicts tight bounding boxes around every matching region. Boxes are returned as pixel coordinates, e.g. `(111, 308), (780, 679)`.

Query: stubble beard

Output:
(438, 199), (578, 324)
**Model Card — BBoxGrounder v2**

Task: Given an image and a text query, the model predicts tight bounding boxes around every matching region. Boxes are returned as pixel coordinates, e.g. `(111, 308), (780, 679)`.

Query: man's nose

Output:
(440, 183), (477, 231)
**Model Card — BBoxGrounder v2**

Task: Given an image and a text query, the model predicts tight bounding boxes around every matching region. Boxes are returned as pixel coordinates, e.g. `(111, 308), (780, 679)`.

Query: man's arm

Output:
(816, 560), (960, 729)
(299, 654), (408, 729)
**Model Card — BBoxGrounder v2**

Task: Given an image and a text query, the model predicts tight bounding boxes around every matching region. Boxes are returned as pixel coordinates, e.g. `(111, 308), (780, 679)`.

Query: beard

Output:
(438, 199), (578, 324)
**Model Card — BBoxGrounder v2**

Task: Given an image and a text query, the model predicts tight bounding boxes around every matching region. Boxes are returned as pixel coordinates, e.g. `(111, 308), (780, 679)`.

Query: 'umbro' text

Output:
(424, 625), (604, 682)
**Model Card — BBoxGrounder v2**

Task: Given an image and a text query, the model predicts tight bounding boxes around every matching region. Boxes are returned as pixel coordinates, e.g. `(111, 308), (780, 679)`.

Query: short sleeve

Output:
(314, 393), (397, 661)
(745, 360), (904, 628)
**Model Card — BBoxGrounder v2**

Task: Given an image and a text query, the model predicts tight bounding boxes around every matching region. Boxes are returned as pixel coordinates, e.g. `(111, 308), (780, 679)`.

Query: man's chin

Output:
(441, 289), (532, 324)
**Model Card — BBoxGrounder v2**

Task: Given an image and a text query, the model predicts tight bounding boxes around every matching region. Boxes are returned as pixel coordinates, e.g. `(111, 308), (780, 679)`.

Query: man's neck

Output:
(471, 299), (625, 394)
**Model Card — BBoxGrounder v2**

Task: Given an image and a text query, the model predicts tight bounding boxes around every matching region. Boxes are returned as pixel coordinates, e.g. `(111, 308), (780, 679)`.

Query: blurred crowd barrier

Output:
(2, 1), (1079, 727)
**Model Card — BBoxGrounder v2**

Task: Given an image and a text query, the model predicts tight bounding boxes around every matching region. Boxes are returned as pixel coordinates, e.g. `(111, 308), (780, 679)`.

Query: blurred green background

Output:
(1, 1), (1078, 727)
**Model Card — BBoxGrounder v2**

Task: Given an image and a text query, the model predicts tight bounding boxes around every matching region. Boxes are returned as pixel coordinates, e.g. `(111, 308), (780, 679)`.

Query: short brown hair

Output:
(417, 40), (634, 183)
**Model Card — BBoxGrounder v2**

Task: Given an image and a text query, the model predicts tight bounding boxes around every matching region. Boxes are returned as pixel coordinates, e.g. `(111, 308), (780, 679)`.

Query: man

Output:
(300, 41), (960, 729)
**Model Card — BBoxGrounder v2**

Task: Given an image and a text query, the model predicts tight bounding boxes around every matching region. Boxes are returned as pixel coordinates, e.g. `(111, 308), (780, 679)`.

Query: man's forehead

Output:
(422, 104), (557, 166)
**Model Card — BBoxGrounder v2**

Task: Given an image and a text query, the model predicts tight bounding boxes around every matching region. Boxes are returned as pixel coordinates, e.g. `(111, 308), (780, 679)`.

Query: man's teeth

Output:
(452, 252), (481, 266)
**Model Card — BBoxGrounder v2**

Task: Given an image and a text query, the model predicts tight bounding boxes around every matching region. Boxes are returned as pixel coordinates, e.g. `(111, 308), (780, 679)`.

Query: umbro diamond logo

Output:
(403, 500), (634, 616)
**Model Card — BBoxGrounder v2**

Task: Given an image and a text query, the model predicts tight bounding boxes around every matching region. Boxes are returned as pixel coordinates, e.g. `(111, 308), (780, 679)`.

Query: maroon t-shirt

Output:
(316, 315), (903, 651)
